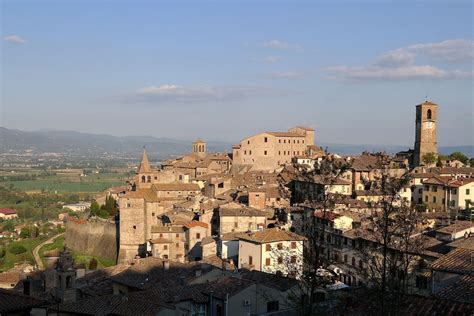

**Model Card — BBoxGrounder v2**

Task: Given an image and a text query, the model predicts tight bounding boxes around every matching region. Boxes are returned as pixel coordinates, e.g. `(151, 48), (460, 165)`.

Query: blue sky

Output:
(1, 0), (473, 146)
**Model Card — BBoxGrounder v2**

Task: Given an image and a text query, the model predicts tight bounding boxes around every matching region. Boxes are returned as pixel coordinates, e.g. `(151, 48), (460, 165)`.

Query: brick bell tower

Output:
(413, 101), (438, 167)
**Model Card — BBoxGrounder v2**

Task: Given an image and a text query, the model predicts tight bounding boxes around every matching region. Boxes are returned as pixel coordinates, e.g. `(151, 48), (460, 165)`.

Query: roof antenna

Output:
(425, 93), (428, 102)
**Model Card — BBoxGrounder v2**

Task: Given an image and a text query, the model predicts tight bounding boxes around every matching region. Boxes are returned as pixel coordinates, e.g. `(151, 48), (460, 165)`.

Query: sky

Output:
(1, 0), (473, 146)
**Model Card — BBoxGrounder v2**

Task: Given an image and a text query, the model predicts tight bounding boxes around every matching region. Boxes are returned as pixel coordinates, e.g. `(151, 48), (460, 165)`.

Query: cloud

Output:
(407, 39), (474, 63)
(264, 56), (282, 64)
(265, 71), (307, 80)
(128, 84), (273, 104)
(375, 49), (416, 67)
(263, 39), (302, 51)
(3, 34), (27, 44)
(326, 65), (472, 81)
(327, 39), (473, 81)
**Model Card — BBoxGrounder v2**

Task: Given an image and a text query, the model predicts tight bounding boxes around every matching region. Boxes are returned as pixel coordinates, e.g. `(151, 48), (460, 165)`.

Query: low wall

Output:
(65, 217), (118, 262)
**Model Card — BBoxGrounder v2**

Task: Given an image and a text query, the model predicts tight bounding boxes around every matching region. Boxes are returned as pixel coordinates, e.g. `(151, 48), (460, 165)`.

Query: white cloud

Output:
(327, 39), (473, 81)
(263, 39), (302, 51)
(264, 56), (282, 64)
(326, 65), (472, 81)
(130, 84), (272, 104)
(3, 34), (27, 44)
(375, 49), (416, 67)
(266, 71), (307, 80)
(407, 39), (474, 63)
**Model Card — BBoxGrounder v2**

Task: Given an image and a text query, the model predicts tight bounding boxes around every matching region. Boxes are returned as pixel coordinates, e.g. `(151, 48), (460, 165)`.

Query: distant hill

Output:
(0, 127), (471, 158)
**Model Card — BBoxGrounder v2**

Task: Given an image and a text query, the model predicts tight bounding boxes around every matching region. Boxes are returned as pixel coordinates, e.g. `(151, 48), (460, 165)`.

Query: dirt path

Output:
(32, 233), (64, 269)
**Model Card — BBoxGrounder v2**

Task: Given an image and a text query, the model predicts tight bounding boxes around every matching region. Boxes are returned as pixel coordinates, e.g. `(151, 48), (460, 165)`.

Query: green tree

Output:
(90, 200), (100, 216)
(19, 227), (30, 239)
(422, 152), (437, 165)
(470, 158), (474, 168)
(449, 152), (469, 165)
(9, 244), (27, 255)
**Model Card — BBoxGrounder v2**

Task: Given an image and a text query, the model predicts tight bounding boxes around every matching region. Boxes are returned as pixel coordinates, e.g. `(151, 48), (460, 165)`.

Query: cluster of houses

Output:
(1, 102), (473, 315)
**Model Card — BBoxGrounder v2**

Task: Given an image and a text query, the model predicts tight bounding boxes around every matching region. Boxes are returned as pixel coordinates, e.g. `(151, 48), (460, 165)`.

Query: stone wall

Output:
(65, 217), (118, 262)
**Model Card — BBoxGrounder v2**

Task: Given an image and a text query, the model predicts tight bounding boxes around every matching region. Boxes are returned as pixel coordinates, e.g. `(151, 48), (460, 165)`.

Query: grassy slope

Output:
(0, 236), (48, 271)
(38, 235), (115, 269)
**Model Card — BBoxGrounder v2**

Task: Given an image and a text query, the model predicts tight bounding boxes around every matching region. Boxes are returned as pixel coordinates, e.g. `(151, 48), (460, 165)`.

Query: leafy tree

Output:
(449, 152), (469, 165)
(9, 244), (27, 255)
(0, 246), (5, 258)
(470, 158), (474, 168)
(19, 227), (31, 239)
(98, 209), (109, 219)
(90, 200), (100, 216)
(1, 221), (14, 232)
(422, 152), (437, 165)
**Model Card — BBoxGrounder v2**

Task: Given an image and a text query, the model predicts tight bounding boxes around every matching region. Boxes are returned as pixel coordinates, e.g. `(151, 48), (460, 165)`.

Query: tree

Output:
(449, 151), (469, 165)
(422, 152), (437, 165)
(90, 200), (100, 216)
(19, 227), (31, 239)
(9, 244), (27, 255)
(282, 156), (351, 315)
(354, 171), (426, 314)
(470, 158), (474, 168)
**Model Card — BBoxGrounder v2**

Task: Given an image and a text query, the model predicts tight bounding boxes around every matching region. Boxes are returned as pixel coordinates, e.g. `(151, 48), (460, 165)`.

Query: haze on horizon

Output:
(1, 0), (473, 147)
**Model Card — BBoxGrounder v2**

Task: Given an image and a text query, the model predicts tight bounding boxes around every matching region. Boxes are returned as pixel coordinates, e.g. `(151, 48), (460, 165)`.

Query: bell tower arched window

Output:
(427, 109), (432, 120)
(141, 175), (146, 183)
(147, 175), (151, 183)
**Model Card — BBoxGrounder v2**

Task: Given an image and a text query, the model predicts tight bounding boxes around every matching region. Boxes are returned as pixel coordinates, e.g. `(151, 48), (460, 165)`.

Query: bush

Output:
(9, 244), (27, 255)
(89, 258), (98, 270)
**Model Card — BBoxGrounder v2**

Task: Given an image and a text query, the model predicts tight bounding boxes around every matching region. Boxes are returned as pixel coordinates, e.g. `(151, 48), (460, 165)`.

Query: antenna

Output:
(424, 93), (428, 102)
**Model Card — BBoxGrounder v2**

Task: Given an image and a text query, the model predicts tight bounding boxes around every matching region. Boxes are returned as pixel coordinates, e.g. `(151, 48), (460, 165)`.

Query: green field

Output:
(3, 172), (126, 193)
(0, 235), (48, 271)
(39, 235), (115, 269)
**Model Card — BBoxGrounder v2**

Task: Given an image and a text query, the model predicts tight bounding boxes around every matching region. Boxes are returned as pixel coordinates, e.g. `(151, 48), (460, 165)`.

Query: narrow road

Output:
(32, 233), (64, 270)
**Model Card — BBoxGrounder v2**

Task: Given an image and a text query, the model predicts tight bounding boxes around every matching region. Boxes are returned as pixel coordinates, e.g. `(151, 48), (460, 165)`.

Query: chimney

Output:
(163, 260), (170, 271)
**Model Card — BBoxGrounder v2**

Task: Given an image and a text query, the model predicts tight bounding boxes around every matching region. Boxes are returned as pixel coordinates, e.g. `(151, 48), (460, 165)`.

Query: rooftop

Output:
(430, 248), (473, 274)
(238, 228), (306, 244)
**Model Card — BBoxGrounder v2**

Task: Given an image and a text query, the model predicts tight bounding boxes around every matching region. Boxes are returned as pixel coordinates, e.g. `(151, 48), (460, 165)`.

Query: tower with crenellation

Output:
(413, 100), (438, 167)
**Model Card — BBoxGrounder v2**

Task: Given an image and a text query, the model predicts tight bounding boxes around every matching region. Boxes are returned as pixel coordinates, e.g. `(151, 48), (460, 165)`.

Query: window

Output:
(159, 233), (163, 237)
(425, 185), (429, 191)
(279, 140), (281, 143)
(234, 222), (238, 228)
(147, 176), (151, 183)
(291, 256), (297, 263)
(427, 109), (432, 120)
(164, 245), (168, 250)
(264, 150), (267, 155)
(133, 225), (136, 229)
(267, 301), (279, 312)
(152, 212), (155, 216)
(176, 243), (180, 248)
(359, 260), (363, 269)
(264, 137), (268, 142)
(419, 188), (422, 194)
(141, 175), (146, 183)
(344, 254), (348, 263)
(284, 140), (286, 144)
(432, 186), (437, 192)
(192, 303), (206, 316)
(291, 242), (297, 249)
(452, 189), (457, 194)
(416, 275), (428, 289)
(352, 257), (356, 266)
(278, 257), (283, 264)
(265, 258), (271, 266)
(126, 203), (131, 207)
(244, 150), (247, 155)
(467, 189), (471, 195)
(218, 182), (224, 188)
(247, 140), (250, 144)
(196, 233), (201, 239)
(176, 233), (180, 238)
(302, 140), (304, 144)
(433, 196), (436, 203)
(266, 244), (271, 251)
(249, 256), (253, 265)
(425, 196), (428, 202)
(278, 151), (281, 155)
(249, 150), (252, 155)
(277, 243), (283, 250)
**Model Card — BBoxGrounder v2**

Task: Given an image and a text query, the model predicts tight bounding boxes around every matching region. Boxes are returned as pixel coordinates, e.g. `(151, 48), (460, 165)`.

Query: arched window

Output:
(352, 257), (356, 266)
(147, 176), (151, 183)
(141, 175), (146, 183)
(427, 109), (432, 120)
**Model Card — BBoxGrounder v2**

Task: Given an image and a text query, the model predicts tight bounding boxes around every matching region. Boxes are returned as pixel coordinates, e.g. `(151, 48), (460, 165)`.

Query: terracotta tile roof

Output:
(295, 126), (314, 131)
(449, 178), (474, 188)
(436, 221), (474, 235)
(201, 236), (215, 245)
(266, 132), (304, 137)
(313, 210), (343, 221)
(238, 228), (306, 244)
(435, 274), (474, 303)
(430, 248), (473, 274)
(152, 182), (201, 192)
(218, 207), (267, 217)
(123, 188), (159, 201)
(351, 154), (385, 171)
(446, 237), (474, 251)
(0, 288), (46, 313)
(0, 208), (17, 215)
(240, 269), (299, 291)
(184, 221), (209, 229)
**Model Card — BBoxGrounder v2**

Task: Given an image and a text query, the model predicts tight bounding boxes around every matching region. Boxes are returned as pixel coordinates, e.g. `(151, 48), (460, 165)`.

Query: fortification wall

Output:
(65, 217), (118, 261)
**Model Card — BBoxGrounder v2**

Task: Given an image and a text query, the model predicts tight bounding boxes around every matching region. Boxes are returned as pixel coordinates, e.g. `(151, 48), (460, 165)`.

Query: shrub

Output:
(9, 244), (27, 255)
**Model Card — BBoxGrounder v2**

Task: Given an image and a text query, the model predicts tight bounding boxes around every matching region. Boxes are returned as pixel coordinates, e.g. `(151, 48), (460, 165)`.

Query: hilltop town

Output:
(1, 101), (473, 315)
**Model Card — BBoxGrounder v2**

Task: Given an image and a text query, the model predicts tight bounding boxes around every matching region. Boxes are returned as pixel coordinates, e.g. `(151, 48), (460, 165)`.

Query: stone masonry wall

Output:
(65, 217), (118, 262)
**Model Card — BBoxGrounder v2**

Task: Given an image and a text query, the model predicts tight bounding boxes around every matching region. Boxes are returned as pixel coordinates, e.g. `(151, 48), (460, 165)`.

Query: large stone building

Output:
(414, 101), (438, 167)
(232, 126), (317, 171)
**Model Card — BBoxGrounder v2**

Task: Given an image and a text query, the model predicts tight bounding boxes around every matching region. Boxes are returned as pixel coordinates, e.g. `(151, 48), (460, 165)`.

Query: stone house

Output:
(214, 206), (268, 235)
